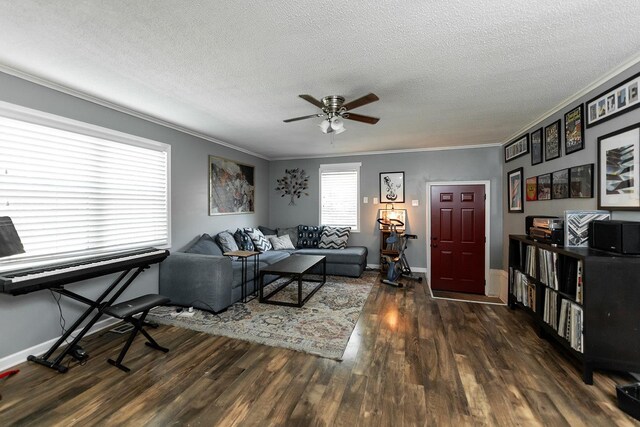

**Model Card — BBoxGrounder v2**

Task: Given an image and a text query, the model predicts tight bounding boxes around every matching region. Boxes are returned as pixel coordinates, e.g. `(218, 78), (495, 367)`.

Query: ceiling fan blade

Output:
(283, 114), (322, 123)
(344, 113), (379, 124)
(342, 93), (379, 111)
(298, 94), (324, 109)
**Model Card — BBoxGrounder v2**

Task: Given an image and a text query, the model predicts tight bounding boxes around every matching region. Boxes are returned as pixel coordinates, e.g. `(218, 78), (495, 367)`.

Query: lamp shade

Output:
(319, 119), (331, 133)
(330, 117), (344, 131)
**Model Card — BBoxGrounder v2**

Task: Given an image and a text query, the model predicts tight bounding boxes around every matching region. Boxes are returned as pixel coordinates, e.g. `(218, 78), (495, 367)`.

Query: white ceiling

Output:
(0, 1), (639, 160)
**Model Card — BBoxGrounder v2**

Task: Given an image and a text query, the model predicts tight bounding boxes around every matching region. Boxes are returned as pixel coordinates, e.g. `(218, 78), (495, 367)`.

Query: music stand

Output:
(0, 217), (24, 258)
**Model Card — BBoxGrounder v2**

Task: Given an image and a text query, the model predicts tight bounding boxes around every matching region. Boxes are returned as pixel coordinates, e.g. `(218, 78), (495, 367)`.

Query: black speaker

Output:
(590, 220), (640, 254)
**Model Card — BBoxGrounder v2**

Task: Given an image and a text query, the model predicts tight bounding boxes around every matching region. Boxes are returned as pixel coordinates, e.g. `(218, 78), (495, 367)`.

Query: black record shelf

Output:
(508, 234), (640, 385)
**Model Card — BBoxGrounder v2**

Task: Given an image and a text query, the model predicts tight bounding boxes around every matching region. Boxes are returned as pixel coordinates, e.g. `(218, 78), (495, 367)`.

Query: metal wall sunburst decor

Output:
(275, 168), (309, 205)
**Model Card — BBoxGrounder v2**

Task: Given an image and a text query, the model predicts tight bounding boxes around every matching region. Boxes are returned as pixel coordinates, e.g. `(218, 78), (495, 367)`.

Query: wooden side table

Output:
(223, 250), (259, 302)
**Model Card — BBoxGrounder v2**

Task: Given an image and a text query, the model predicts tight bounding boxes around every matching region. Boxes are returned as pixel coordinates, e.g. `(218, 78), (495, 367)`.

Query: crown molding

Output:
(500, 53), (640, 146)
(272, 142), (501, 161)
(0, 63), (270, 160)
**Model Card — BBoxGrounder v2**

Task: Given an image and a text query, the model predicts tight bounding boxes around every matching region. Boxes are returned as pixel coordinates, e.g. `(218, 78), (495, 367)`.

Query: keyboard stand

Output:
(27, 265), (150, 373)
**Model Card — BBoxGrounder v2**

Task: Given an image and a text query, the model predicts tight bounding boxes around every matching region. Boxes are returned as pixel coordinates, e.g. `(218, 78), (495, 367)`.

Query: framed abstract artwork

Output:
(545, 120), (561, 161)
(537, 173), (552, 200)
(526, 176), (537, 201)
(530, 128), (543, 165)
(587, 70), (640, 128)
(570, 164), (594, 198)
(208, 155), (255, 215)
(552, 169), (570, 199)
(564, 104), (584, 155)
(597, 124), (640, 210)
(505, 134), (529, 162)
(507, 167), (524, 213)
(379, 171), (405, 203)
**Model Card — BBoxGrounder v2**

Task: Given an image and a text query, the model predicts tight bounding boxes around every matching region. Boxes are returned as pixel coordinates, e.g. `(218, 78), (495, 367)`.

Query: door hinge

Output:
(484, 194), (486, 200)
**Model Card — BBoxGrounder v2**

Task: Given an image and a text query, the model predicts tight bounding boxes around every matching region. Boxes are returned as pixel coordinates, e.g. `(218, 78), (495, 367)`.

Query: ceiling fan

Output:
(283, 93), (380, 134)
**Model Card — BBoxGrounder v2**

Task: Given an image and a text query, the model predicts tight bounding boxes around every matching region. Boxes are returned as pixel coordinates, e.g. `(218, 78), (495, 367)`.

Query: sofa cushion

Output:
(297, 225), (323, 248)
(294, 246), (367, 265)
(258, 225), (277, 236)
(244, 227), (272, 252)
(269, 234), (295, 250)
(185, 234), (223, 256)
(216, 230), (239, 253)
(258, 250), (291, 265)
(277, 226), (298, 247)
(318, 226), (351, 249)
(233, 229), (255, 251)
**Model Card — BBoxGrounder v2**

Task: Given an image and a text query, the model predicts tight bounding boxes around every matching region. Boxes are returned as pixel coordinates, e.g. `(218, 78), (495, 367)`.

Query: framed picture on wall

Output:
(208, 155), (255, 215)
(564, 104), (584, 155)
(545, 120), (561, 161)
(525, 176), (537, 201)
(505, 134), (529, 162)
(597, 124), (640, 210)
(570, 164), (594, 198)
(586, 70), (640, 128)
(379, 171), (405, 203)
(507, 167), (524, 213)
(552, 169), (570, 199)
(537, 173), (551, 200)
(530, 128), (543, 165)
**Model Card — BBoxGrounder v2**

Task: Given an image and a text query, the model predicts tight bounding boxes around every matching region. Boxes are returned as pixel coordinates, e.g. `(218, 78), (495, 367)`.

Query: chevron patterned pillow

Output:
(244, 227), (272, 252)
(318, 226), (351, 249)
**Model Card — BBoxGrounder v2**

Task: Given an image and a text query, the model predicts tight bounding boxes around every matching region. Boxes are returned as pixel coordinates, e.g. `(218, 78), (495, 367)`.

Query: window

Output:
(319, 163), (360, 231)
(0, 102), (170, 271)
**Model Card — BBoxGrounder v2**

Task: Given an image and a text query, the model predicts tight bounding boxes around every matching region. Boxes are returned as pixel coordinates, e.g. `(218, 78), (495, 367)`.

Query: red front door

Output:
(430, 184), (485, 294)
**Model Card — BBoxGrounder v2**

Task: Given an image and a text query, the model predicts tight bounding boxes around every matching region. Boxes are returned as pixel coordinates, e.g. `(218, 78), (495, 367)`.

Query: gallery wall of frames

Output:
(504, 68), (640, 216)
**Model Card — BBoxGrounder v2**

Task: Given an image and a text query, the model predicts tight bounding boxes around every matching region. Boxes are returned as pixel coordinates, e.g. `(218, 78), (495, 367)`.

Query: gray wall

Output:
(0, 72), (269, 359)
(502, 62), (640, 268)
(269, 147), (503, 271)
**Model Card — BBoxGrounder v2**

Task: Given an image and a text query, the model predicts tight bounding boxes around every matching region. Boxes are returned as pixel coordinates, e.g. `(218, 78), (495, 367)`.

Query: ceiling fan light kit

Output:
(284, 93), (380, 134)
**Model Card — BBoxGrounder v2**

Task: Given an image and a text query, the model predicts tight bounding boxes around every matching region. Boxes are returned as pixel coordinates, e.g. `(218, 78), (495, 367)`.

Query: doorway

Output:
(426, 182), (490, 295)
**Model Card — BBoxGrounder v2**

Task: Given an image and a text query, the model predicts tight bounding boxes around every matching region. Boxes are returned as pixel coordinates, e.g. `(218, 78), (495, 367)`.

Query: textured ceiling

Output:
(0, 1), (639, 159)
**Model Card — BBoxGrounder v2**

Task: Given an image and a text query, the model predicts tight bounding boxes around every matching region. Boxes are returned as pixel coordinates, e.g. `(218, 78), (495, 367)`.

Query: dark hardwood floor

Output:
(2, 274), (638, 426)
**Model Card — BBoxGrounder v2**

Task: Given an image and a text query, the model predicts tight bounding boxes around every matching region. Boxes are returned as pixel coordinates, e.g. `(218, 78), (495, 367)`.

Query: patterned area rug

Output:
(148, 272), (376, 360)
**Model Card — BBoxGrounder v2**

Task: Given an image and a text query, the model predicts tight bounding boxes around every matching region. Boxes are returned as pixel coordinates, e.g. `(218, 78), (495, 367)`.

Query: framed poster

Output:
(552, 169), (570, 199)
(208, 155), (255, 215)
(587, 70), (640, 128)
(530, 128), (543, 165)
(545, 120), (561, 161)
(564, 104), (584, 155)
(526, 176), (537, 201)
(597, 124), (640, 210)
(537, 173), (552, 200)
(570, 164), (594, 198)
(379, 171), (405, 203)
(507, 167), (524, 213)
(505, 134), (529, 162)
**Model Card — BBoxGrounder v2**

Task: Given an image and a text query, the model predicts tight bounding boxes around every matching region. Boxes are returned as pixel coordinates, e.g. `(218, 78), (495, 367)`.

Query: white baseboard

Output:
(0, 317), (120, 372)
(487, 269), (508, 303)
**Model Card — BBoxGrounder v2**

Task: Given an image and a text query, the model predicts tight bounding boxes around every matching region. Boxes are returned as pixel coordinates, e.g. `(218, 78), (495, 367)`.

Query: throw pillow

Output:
(244, 227), (273, 252)
(268, 234), (295, 250)
(258, 225), (277, 236)
(215, 230), (239, 253)
(318, 226), (351, 249)
(277, 226), (299, 248)
(297, 225), (323, 248)
(233, 229), (255, 251)
(185, 234), (223, 256)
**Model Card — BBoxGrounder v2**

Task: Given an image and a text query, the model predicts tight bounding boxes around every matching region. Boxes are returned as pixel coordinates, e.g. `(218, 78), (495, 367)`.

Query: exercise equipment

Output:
(376, 217), (423, 287)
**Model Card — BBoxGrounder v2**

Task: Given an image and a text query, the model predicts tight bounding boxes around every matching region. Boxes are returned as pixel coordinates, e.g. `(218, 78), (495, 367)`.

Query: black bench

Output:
(103, 294), (170, 372)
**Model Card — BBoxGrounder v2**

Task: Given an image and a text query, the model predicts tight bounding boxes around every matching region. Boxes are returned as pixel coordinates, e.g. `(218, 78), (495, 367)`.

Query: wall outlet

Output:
(373, 197), (379, 205)
(412, 200), (419, 206)
(363, 196), (368, 204)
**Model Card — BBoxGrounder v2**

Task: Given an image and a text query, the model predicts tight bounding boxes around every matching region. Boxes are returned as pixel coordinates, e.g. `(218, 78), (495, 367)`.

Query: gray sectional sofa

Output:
(159, 231), (368, 313)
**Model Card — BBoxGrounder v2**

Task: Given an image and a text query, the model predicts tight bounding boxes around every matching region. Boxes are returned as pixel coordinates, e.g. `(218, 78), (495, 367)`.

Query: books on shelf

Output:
(537, 248), (560, 290)
(558, 299), (584, 353)
(525, 245), (536, 277)
(513, 270), (536, 311)
(576, 260), (583, 304)
(543, 288), (558, 330)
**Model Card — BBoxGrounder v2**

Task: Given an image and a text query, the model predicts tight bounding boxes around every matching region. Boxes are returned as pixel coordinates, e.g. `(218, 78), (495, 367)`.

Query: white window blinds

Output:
(0, 104), (170, 270)
(319, 163), (360, 231)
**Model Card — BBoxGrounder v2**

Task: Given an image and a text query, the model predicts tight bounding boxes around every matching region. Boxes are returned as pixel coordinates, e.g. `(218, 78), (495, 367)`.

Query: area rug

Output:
(148, 271), (377, 360)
